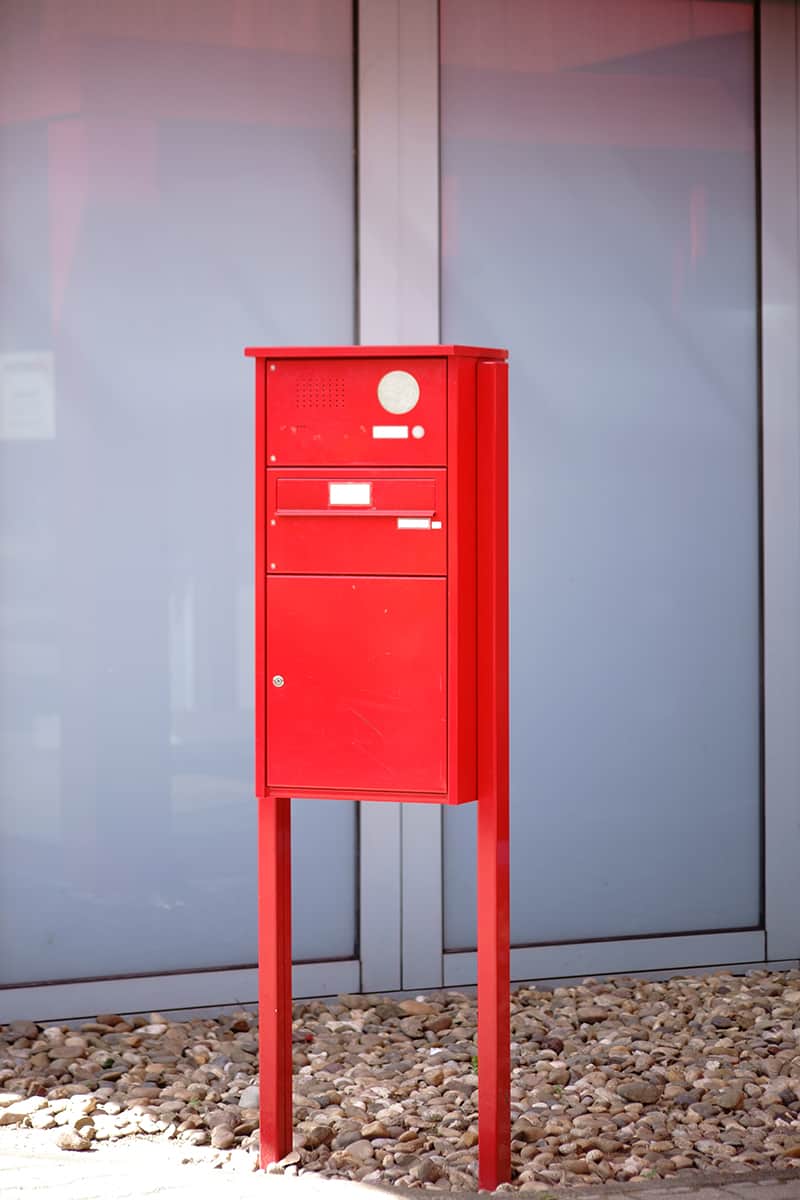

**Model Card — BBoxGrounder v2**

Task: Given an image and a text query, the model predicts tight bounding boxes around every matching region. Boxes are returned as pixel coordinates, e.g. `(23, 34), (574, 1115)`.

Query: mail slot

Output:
(275, 474), (437, 516)
(247, 345), (509, 805)
(268, 468), (446, 576)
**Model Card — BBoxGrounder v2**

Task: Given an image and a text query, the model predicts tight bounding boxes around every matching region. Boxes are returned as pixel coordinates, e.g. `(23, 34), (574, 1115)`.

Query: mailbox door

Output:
(266, 575), (447, 794)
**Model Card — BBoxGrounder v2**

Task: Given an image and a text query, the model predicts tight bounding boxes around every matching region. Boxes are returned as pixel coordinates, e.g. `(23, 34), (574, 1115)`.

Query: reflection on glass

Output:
(441, 0), (761, 948)
(0, 1), (356, 984)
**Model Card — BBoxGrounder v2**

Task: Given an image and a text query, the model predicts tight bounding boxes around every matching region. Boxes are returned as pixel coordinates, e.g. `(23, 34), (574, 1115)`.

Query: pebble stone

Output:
(2, 970), (800, 1187)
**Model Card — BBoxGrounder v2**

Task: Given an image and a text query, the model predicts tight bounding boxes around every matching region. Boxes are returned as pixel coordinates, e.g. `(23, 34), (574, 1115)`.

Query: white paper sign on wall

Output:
(0, 352), (56, 440)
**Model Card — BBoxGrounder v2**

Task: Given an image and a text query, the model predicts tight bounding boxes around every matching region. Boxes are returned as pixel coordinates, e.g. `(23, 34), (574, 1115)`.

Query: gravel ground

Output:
(3, 970), (800, 1191)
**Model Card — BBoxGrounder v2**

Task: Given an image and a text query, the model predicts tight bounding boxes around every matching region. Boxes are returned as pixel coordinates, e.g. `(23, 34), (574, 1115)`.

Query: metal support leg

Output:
(258, 794), (293, 1167)
(477, 788), (510, 1187)
(476, 360), (511, 1189)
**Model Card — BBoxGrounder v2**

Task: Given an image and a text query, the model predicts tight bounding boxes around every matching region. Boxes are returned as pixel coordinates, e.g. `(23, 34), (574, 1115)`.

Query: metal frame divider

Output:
(761, 0), (800, 966)
(357, 0), (445, 993)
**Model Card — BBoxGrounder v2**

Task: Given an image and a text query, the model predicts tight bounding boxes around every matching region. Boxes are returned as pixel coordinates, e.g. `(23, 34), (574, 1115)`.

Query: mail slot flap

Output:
(267, 468), (446, 576)
(276, 476), (437, 517)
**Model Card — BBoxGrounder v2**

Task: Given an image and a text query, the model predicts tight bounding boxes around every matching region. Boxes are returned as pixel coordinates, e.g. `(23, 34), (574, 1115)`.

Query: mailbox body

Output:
(246, 345), (508, 806)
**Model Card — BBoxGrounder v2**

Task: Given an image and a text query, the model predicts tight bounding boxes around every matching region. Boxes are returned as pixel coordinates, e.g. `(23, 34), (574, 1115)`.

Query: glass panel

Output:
(441, 0), (760, 949)
(0, 0), (356, 983)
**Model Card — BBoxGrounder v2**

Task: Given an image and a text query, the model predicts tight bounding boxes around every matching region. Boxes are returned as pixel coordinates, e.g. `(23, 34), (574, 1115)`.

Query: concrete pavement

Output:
(2, 1129), (800, 1200)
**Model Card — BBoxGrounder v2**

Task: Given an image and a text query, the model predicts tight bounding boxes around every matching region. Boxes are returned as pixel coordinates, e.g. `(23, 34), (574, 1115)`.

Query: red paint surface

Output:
(254, 353), (267, 800)
(266, 574), (447, 794)
(268, 468), (446, 576)
(476, 360), (511, 1189)
(263, 356), (447, 468)
(253, 344), (506, 806)
(246, 344), (506, 358)
(447, 355), (479, 807)
(258, 794), (292, 1166)
(250, 344), (510, 1183)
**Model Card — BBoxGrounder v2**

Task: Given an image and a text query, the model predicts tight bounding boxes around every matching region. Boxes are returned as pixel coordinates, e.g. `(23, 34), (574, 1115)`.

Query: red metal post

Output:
(258, 794), (293, 1167)
(476, 360), (511, 1190)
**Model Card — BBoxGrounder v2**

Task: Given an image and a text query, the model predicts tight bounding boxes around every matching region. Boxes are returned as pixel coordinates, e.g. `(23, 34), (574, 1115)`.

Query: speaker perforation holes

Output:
(295, 377), (345, 409)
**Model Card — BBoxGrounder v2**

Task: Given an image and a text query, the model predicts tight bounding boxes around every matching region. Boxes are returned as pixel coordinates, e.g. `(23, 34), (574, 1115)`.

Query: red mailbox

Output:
(246, 345), (510, 1188)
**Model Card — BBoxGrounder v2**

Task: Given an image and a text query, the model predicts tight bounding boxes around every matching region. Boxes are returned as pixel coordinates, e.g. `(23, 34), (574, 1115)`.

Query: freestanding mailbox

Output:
(245, 345), (510, 1188)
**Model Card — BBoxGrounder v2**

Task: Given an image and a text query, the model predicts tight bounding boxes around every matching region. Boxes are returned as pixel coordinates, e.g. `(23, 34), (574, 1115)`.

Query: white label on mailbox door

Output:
(372, 425), (409, 439)
(329, 482), (372, 506)
(397, 518), (431, 530)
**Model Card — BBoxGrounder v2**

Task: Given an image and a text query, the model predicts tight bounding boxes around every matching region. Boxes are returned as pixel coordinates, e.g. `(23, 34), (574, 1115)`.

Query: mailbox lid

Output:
(266, 357), (446, 466)
(267, 468), (446, 575)
(266, 575), (447, 794)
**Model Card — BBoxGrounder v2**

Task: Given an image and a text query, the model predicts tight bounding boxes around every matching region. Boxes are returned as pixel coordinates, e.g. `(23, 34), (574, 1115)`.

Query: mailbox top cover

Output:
(245, 344), (508, 360)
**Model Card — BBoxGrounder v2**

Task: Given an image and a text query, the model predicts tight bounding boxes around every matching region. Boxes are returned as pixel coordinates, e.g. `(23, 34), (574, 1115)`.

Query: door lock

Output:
(272, 675), (285, 688)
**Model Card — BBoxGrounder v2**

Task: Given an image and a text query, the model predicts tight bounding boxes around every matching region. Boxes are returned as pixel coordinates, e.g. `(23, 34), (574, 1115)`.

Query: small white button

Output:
(412, 425), (425, 439)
